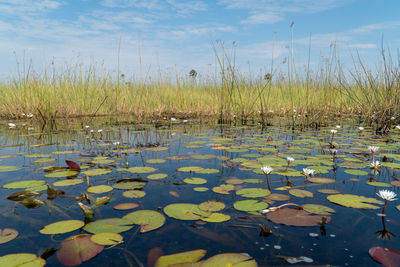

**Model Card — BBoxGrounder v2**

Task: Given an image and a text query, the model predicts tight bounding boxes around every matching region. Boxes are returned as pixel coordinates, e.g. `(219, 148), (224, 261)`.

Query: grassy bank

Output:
(1, 50), (399, 133)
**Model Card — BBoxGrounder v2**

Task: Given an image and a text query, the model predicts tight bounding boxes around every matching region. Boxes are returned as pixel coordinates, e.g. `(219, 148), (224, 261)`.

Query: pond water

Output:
(1, 121), (400, 266)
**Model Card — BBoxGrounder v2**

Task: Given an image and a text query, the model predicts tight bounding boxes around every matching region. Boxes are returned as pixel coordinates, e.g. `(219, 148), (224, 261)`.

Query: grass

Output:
(0, 47), (399, 133)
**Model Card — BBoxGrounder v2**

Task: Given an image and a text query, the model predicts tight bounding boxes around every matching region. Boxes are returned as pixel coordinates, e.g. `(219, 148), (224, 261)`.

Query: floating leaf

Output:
(7, 190), (41, 201)
(33, 158), (55, 164)
(45, 170), (79, 178)
(66, 160), (80, 170)
(0, 165), (21, 172)
(146, 159), (167, 164)
(193, 187), (209, 192)
(369, 246), (400, 267)
(164, 203), (210, 220)
(88, 185), (113, 194)
(91, 232), (123, 246)
(200, 253), (257, 267)
(236, 188), (270, 198)
(147, 173), (168, 180)
(0, 253), (45, 267)
(267, 208), (331, 226)
(3, 180), (45, 189)
(327, 194), (383, 209)
(307, 177), (335, 184)
(212, 184), (235, 194)
(226, 178), (244, 184)
(391, 181), (400, 187)
(201, 213), (231, 223)
(84, 218), (133, 234)
(40, 220), (85, 235)
(264, 193), (291, 202)
(344, 169), (368, 176)
(123, 190), (146, 198)
(113, 180), (147, 190)
(169, 191), (180, 198)
(195, 168), (219, 174)
(177, 166), (203, 172)
(366, 181), (392, 187)
(123, 210), (165, 233)
(302, 204), (336, 215)
(198, 201), (225, 212)
(78, 202), (94, 221)
(289, 189), (313, 198)
(184, 177), (207, 185)
(146, 147), (169, 152)
(56, 234), (103, 266)
(54, 179), (84, 187)
(95, 196), (111, 206)
(0, 228), (18, 244)
(234, 199), (268, 212)
(19, 198), (45, 208)
(155, 249), (206, 267)
(114, 203), (139, 210)
(82, 169), (112, 176)
(317, 189), (340, 194)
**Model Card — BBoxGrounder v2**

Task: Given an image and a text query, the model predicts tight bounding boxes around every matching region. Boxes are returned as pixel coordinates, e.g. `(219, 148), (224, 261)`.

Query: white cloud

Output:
(0, 0), (61, 16)
(240, 12), (283, 24)
(101, 0), (161, 9)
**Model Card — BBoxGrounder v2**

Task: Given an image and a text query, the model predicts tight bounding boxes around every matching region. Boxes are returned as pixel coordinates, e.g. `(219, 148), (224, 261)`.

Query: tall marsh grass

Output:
(0, 46), (399, 133)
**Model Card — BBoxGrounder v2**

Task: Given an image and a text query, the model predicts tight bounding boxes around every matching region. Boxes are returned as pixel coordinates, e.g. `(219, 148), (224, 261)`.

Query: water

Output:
(0, 121), (399, 266)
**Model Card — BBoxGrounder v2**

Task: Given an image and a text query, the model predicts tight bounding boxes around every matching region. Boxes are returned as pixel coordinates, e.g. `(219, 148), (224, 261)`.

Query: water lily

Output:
(377, 190), (397, 217)
(302, 168), (315, 177)
(171, 117), (177, 121)
(8, 123), (16, 128)
(27, 113), (33, 118)
(261, 166), (273, 175)
(396, 125), (400, 130)
(336, 125), (341, 129)
(370, 161), (380, 170)
(97, 129), (103, 133)
(368, 146), (379, 162)
(358, 126), (364, 131)
(286, 157), (295, 165)
(330, 129), (337, 134)
(85, 125), (90, 129)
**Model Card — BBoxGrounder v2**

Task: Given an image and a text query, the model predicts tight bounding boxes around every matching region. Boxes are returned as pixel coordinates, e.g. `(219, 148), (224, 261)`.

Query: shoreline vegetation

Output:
(1, 45), (399, 133)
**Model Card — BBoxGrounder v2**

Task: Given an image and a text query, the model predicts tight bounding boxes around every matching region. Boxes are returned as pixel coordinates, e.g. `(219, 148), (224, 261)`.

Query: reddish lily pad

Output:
(56, 234), (104, 266)
(0, 228), (18, 244)
(267, 208), (331, 226)
(369, 246), (400, 267)
(113, 203), (139, 210)
(66, 160), (80, 170)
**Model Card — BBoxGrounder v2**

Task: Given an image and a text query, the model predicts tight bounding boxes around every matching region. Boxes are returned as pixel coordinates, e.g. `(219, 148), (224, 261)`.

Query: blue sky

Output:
(1, 0), (400, 80)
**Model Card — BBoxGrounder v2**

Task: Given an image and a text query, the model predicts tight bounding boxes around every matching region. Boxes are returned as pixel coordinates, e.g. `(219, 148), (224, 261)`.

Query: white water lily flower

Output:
(358, 127), (364, 131)
(396, 125), (400, 130)
(261, 166), (273, 175)
(286, 157), (295, 163)
(85, 125), (90, 128)
(336, 125), (341, 128)
(97, 129), (103, 133)
(171, 117), (177, 121)
(368, 146), (379, 153)
(376, 190), (397, 201)
(8, 123), (16, 128)
(27, 113), (33, 118)
(370, 161), (380, 168)
(302, 168), (315, 177)
(183, 119), (188, 123)
(330, 129), (337, 134)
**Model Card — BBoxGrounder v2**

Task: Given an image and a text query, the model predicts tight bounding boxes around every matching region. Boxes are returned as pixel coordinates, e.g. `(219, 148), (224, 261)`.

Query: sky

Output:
(1, 0), (400, 80)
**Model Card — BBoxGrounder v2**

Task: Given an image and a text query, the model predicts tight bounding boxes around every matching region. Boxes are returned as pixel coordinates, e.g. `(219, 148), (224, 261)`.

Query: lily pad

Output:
(0, 228), (18, 244)
(53, 179), (84, 186)
(198, 201), (225, 212)
(45, 170), (79, 178)
(91, 232), (123, 246)
(3, 180), (45, 189)
(113, 180), (147, 190)
(56, 234), (104, 266)
(366, 181), (392, 187)
(369, 246), (400, 267)
(122, 166), (157, 174)
(84, 218), (133, 234)
(164, 203), (211, 220)
(33, 158), (56, 164)
(155, 249), (206, 267)
(193, 187), (209, 192)
(289, 189), (313, 198)
(201, 213), (231, 223)
(327, 194), (383, 209)
(236, 188), (271, 198)
(264, 193), (291, 202)
(307, 177), (335, 184)
(40, 220), (85, 235)
(0, 165), (21, 172)
(123, 190), (146, 198)
(344, 169), (369, 176)
(146, 147), (169, 152)
(0, 253), (45, 267)
(147, 159), (167, 164)
(82, 169), (112, 176)
(184, 177), (207, 185)
(177, 166), (203, 172)
(302, 204), (336, 215)
(212, 184), (235, 194)
(200, 253), (257, 267)
(267, 208), (331, 226)
(234, 199), (268, 212)
(88, 185), (113, 194)
(317, 189), (340, 194)
(123, 210), (165, 233)
(114, 203), (139, 210)
(147, 173), (168, 180)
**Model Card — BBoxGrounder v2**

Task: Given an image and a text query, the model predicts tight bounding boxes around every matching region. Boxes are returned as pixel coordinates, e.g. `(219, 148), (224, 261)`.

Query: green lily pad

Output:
(0, 228), (18, 244)
(56, 234), (104, 266)
(84, 218), (133, 234)
(40, 220), (85, 234)
(302, 204), (336, 215)
(123, 190), (146, 198)
(120, 166), (157, 174)
(233, 199), (268, 212)
(200, 253), (257, 267)
(88, 185), (113, 194)
(92, 159), (114, 164)
(53, 150), (79, 154)
(45, 170), (79, 178)
(193, 187), (209, 192)
(146, 147), (169, 152)
(164, 203), (211, 220)
(184, 177), (207, 185)
(91, 232), (123, 245)
(155, 249), (206, 267)
(307, 177), (336, 184)
(113, 180), (147, 190)
(33, 158), (56, 164)
(190, 154), (216, 160)
(0, 166), (21, 172)
(236, 188), (270, 198)
(123, 210), (165, 233)
(198, 201), (225, 212)
(289, 189), (313, 198)
(177, 166), (203, 172)
(82, 168), (112, 176)
(0, 253), (45, 267)
(146, 159), (167, 164)
(53, 179), (84, 186)
(201, 213), (231, 223)
(318, 189), (340, 194)
(147, 173), (168, 180)
(344, 169), (369, 176)
(195, 168), (219, 174)
(381, 162), (400, 169)
(212, 184), (235, 194)
(3, 180), (45, 189)
(366, 181), (392, 187)
(327, 194), (383, 209)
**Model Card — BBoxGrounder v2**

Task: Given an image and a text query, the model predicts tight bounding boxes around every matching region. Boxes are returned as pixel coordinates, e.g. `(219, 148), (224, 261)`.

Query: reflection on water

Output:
(0, 120), (399, 266)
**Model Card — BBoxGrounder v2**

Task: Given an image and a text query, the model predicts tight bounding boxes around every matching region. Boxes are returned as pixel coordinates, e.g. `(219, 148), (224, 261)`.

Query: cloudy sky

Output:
(0, 0), (399, 80)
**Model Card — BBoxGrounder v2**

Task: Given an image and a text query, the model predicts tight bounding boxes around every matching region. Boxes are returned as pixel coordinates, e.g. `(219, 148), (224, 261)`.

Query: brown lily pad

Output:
(267, 208), (331, 226)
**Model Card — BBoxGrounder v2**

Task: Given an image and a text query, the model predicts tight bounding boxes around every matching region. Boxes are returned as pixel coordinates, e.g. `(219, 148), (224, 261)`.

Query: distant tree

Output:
(189, 69), (197, 78)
